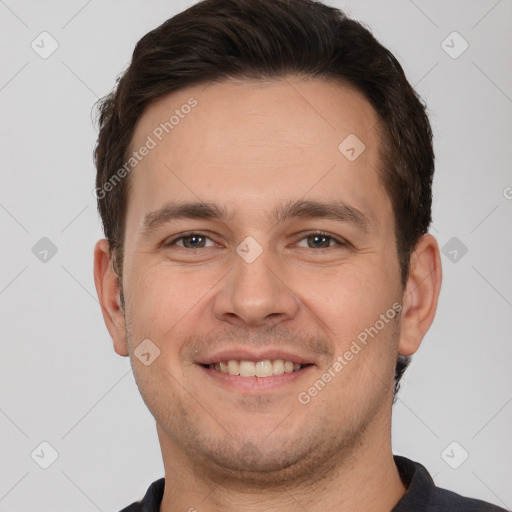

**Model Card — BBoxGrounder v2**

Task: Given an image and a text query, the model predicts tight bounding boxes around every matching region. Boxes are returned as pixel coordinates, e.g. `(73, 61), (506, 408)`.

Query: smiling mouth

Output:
(201, 359), (313, 378)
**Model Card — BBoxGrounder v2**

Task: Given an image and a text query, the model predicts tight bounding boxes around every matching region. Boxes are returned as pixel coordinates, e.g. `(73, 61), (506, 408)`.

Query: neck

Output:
(158, 408), (407, 512)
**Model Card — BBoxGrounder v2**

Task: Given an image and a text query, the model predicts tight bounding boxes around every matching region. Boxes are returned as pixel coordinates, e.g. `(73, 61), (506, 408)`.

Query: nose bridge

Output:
(214, 239), (300, 326)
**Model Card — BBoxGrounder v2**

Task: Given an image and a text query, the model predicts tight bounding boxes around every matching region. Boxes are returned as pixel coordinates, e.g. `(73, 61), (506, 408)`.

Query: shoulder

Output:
(428, 485), (507, 511)
(118, 504), (141, 512)
(117, 478), (165, 512)
(393, 455), (507, 511)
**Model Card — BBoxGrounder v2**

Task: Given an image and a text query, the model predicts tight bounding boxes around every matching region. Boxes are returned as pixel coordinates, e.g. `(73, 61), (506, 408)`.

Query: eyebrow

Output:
(140, 198), (370, 238)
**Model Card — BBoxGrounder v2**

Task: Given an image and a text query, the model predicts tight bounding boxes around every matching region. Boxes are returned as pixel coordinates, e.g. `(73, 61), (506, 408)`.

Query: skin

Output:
(94, 76), (442, 511)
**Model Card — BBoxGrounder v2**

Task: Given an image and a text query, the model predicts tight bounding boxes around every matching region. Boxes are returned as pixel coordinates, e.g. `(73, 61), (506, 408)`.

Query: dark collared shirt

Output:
(119, 455), (507, 511)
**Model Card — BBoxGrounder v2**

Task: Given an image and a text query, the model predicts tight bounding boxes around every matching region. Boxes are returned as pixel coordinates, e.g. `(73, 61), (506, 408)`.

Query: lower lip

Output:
(198, 365), (314, 393)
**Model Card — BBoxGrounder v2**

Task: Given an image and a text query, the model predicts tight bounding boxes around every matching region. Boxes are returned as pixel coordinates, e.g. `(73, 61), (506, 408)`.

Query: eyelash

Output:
(163, 231), (349, 250)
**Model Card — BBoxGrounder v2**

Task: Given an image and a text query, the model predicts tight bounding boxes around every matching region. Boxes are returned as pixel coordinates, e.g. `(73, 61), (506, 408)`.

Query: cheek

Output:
(303, 260), (396, 327)
(300, 259), (401, 384)
(124, 239), (400, 348)
(125, 261), (220, 341)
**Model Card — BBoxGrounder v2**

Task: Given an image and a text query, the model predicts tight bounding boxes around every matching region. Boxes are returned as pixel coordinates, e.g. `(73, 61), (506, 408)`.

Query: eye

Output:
(163, 231), (349, 251)
(164, 232), (216, 249)
(295, 231), (348, 249)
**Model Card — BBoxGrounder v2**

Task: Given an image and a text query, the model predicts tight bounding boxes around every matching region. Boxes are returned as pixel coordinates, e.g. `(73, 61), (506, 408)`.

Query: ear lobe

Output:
(93, 239), (129, 356)
(398, 234), (442, 356)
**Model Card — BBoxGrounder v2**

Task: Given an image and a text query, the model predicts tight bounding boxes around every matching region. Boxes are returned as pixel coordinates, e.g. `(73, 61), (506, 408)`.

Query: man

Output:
(92, 0), (505, 510)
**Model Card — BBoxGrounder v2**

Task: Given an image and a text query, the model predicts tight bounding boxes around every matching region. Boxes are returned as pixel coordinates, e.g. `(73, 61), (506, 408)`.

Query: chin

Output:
(180, 424), (335, 487)
(199, 443), (313, 485)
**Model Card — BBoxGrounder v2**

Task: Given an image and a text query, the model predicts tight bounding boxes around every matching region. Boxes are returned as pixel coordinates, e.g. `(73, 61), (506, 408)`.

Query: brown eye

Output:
(307, 234), (332, 248)
(296, 232), (347, 249)
(164, 233), (215, 249)
(180, 235), (207, 248)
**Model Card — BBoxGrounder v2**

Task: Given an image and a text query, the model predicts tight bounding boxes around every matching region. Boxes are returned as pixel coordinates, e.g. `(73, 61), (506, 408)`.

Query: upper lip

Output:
(196, 348), (317, 366)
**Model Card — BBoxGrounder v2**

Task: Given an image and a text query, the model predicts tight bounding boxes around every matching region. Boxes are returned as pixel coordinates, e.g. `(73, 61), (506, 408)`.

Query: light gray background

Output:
(0, 0), (511, 510)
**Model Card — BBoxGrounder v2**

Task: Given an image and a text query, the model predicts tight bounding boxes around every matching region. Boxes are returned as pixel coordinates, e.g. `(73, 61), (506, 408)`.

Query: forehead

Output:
(125, 76), (389, 231)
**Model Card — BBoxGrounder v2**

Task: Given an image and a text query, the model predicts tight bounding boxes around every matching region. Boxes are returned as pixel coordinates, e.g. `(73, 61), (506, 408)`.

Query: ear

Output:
(398, 234), (442, 356)
(93, 239), (128, 356)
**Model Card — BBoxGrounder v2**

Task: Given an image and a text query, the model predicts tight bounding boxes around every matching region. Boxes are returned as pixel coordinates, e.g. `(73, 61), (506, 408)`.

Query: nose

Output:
(213, 246), (300, 328)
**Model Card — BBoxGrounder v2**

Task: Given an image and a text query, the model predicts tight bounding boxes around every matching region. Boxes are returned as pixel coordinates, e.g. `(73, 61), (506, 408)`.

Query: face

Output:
(108, 77), (409, 482)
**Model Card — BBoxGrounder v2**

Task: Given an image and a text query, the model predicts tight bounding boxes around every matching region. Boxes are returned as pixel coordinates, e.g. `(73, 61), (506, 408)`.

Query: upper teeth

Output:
(208, 359), (303, 377)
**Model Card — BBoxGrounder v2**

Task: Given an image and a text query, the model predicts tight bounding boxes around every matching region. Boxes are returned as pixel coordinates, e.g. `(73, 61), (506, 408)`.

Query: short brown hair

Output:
(94, 0), (434, 398)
